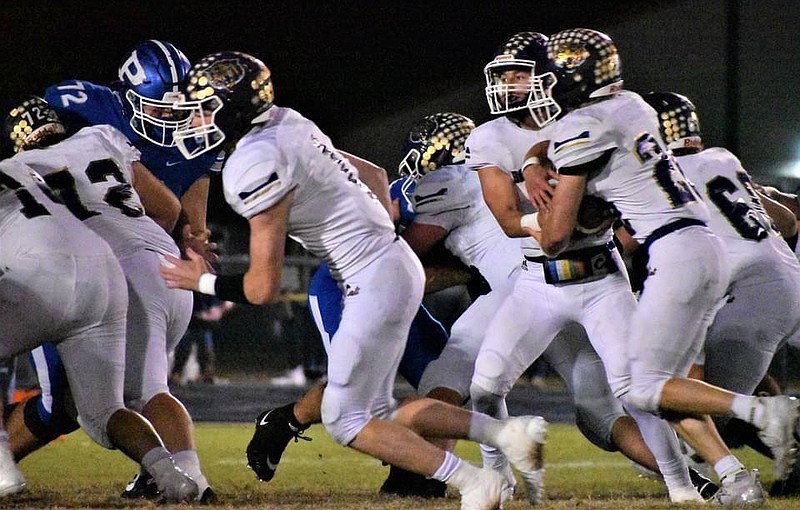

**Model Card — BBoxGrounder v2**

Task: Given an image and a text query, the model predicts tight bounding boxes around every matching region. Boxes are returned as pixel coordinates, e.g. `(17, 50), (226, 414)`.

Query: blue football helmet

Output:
(117, 40), (192, 147)
(642, 92), (703, 152)
(3, 96), (66, 154)
(483, 32), (550, 115)
(528, 28), (623, 127)
(173, 51), (275, 160)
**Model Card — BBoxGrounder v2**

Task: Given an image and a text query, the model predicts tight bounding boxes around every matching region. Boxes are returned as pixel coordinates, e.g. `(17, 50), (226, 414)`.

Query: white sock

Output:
(442, 457), (483, 492)
(468, 413), (504, 446)
(431, 451), (462, 482)
(730, 395), (759, 424)
(714, 455), (745, 483)
(173, 449), (209, 492)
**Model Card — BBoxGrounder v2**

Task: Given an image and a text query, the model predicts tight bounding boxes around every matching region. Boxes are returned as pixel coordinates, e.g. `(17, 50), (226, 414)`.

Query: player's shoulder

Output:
(413, 165), (469, 213)
(468, 117), (512, 145)
(74, 124), (131, 147)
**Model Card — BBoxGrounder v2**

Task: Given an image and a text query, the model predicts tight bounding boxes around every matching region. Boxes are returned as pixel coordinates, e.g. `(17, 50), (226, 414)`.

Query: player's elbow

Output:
(243, 272), (281, 305)
(540, 231), (571, 257)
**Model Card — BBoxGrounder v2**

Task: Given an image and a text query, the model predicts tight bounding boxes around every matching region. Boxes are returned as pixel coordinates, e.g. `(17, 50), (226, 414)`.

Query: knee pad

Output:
(77, 410), (116, 449)
(320, 384), (372, 446)
(23, 395), (79, 442)
(574, 407), (618, 452)
(469, 382), (506, 417)
(623, 375), (669, 415)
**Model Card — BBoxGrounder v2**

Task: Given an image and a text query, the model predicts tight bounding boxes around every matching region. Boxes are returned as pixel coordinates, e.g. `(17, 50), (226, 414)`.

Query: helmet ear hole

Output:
(399, 113), (475, 180)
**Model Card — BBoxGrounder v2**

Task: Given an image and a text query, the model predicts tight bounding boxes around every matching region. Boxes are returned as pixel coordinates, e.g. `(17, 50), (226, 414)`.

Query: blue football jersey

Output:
(44, 79), (219, 197)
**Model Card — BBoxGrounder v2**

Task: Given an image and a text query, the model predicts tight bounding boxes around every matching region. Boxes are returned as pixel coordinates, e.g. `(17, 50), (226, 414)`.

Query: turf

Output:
(6, 422), (799, 508)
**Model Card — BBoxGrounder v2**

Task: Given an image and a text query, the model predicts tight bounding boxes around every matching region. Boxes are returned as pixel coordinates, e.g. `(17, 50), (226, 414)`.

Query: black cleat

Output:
(379, 464), (447, 499)
(689, 466), (719, 500)
(199, 486), (218, 504)
(120, 471), (160, 500)
(246, 403), (310, 482)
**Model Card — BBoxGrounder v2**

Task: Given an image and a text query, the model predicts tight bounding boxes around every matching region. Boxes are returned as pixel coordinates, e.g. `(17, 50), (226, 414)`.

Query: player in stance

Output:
(161, 50), (547, 510)
(525, 28), (799, 505)
(641, 91), (800, 495)
(0, 158), (197, 502)
(2, 95), (215, 502)
(7, 40), (221, 500)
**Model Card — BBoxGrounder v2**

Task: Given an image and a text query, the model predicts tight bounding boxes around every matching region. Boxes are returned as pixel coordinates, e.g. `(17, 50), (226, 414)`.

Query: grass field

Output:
(5, 422), (799, 509)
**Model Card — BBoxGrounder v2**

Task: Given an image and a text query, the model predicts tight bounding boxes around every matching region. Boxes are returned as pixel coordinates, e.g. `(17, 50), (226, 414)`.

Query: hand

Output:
(522, 162), (558, 212)
(179, 224), (219, 271)
(160, 248), (208, 291)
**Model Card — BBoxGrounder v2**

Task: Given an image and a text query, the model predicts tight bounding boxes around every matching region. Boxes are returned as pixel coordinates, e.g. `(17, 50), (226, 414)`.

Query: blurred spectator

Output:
(171, 294), (234, 385)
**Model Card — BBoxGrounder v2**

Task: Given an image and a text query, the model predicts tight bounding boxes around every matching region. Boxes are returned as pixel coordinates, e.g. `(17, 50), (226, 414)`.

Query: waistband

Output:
(524, 241), (616, 264)
(642, 218), (706, 253)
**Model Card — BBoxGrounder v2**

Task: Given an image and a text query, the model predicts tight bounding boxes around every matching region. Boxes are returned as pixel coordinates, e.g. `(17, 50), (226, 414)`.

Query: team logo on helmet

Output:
(188, 58), (246, 100)
(553, 44), (590, 70)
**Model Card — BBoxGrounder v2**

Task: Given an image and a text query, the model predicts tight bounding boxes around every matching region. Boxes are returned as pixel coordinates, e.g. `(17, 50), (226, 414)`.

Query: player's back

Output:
(13, 125), (179, 258)
(677, 147), (800, 281)
(412, 164), (521, 287)
(548, 91), (710, 241)
(224, 106), (396, 280)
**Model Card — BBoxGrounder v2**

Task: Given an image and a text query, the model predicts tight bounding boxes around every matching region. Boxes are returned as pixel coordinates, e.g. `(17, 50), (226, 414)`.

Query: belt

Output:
(524, 242), (618, 285)
(642, 218), (706, 253)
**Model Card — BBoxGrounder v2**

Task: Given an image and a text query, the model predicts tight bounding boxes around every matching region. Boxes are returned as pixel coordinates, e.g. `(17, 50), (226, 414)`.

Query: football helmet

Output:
(117, 40), (192, 147)
(172, 51), (275, 160)
(642, 92), (703, 152)
(527, 28), (623, 127)
(484, 32), (550, 115)
(3, 96), (66, 154)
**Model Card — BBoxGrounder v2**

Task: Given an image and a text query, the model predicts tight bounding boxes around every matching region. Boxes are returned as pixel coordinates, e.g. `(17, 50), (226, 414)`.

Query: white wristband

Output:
(521, 156), (541, 170)
(197, 273), (217, 295)
(520, 212), (541, 231)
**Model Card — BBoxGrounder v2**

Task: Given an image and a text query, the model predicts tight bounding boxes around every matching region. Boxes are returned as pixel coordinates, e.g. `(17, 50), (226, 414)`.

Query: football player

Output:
(2, 96), (215, 502)
(160, 51), (548, 510)
(462, 32), (705, 503)
(525, 28), (799, 505)
(0, 158), (197, 502)
(642, 91), (800, 496)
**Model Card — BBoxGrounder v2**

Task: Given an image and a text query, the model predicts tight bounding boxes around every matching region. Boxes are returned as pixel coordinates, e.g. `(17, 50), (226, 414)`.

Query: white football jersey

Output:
(547, 91), (710, 241)
(13, 125), (178, 258)
(465, 116), (611, 258)
(223, 106), (396, 280)
(411, 164), (521, 288)
(676, 148), (800, 280)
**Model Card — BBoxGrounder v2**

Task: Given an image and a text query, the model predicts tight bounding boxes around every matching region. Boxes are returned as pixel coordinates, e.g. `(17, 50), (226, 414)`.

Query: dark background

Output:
(5, 1), (800, 377)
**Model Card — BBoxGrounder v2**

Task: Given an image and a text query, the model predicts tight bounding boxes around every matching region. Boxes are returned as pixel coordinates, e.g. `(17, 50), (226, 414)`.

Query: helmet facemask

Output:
(526, 71), (561, 128)
(125, 89), (192, 147)
(172, 96), (225, 160)
(484, 60), (538, 115)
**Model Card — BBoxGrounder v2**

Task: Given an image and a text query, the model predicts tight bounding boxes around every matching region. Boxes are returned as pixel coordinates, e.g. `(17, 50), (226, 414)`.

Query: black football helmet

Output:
(398, 112), (475, 198)
(116, 40), (192, 147)
(527, 28), (623, 127)
(642, 92), (703, 153)
(3, 96), (67, 155)
(483, 32), (550, 115)
(173, 51), (275, 159)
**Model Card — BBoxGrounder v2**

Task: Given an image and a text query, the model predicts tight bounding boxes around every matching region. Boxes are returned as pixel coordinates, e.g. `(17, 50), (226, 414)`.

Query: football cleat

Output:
(246, 403), (310, 482)
(0, 443), (25, 498)
(152, 460), (199, 504)
(120, 470), (159, 500)
(755, 395), (800, 479)
(460, 467), (508, 510)
(668, 486), (703, 503)
(714, 469), (765, 506)
(199, 486), (218, 505)
(379, 464), (446, 499)
(689, 466), (720, 500)
(494, 416), (547, 504)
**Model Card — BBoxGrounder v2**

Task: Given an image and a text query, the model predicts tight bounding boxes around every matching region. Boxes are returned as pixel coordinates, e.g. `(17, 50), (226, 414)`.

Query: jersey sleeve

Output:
(44, 80), (120, 127)
(548, 114), (618, 175)
(223, 141), (296, 219)
(465, 130), (515, 173)
(412, 172), (468, 231)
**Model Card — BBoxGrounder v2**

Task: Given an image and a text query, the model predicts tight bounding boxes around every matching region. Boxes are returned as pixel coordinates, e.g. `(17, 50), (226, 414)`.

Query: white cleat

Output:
(669, 486), (704, 503)
(0, 444), (26, 498)
(460, 467), (508, 510)
(495, 416), (547, 504)
(153, 461), (199, 503)
(714, 469), (765, 506)
(755, 395), (800, 479)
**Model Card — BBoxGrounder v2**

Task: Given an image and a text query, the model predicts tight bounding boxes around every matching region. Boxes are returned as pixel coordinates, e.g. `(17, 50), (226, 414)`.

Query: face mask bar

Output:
(172, 96), (225, 160)
(125, 90), (192, 147)
(483, 59), (537, 115)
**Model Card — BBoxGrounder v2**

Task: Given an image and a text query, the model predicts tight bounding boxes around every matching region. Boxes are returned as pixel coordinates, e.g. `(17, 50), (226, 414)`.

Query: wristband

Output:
(522, 156), (541, 170)
(197, 273), (217, 295)
(520, 212), (541, 231)
(215, 274), (250, 304)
